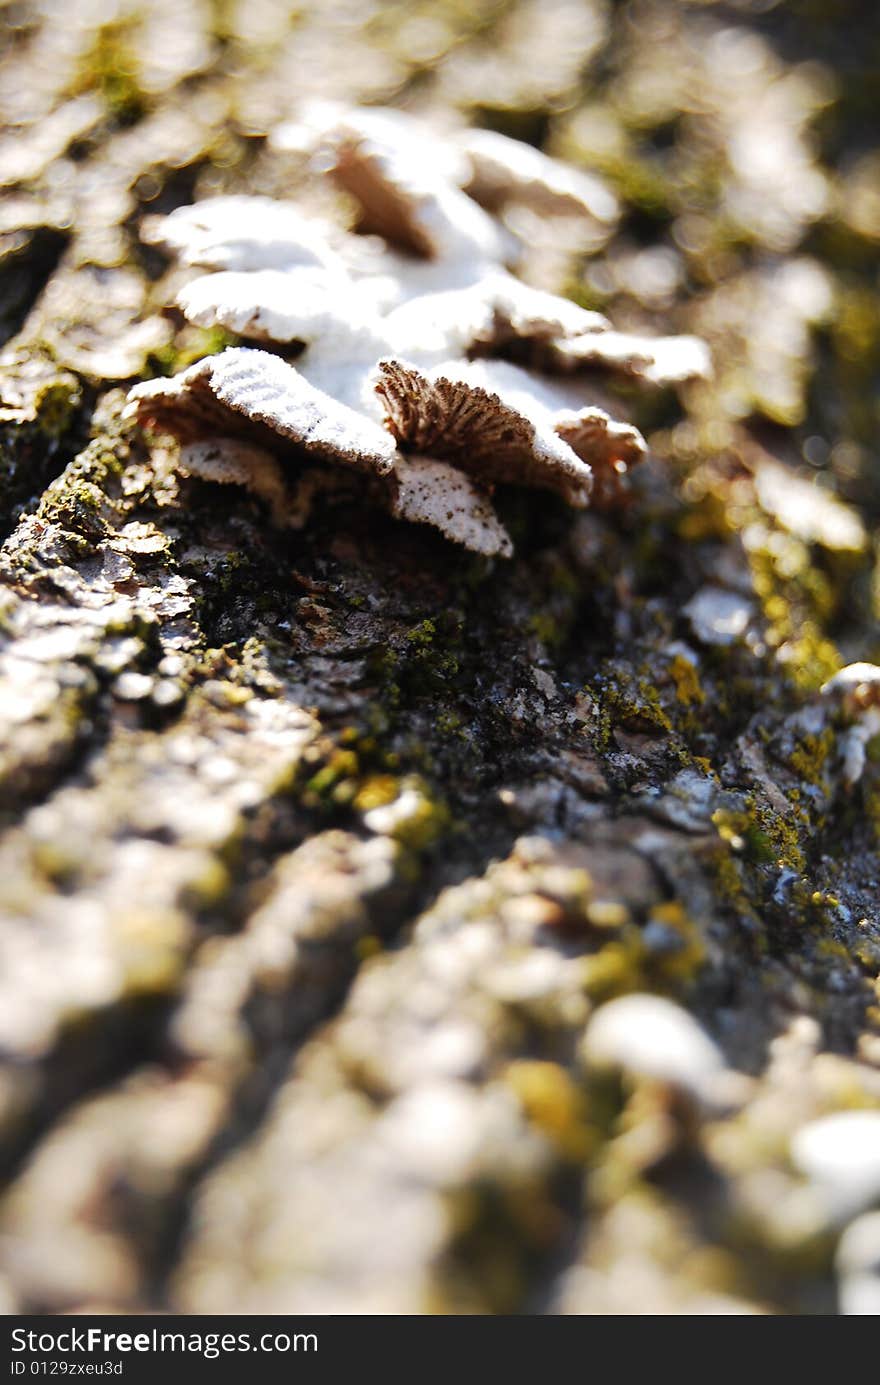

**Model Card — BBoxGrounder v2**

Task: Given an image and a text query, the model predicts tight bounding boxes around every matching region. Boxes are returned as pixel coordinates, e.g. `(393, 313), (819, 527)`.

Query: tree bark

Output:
(1, 0), (879, 1317)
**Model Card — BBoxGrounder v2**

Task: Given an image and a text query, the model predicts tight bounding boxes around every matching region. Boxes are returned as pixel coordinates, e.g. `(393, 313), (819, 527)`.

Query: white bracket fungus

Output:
(127, 105), (711, 556)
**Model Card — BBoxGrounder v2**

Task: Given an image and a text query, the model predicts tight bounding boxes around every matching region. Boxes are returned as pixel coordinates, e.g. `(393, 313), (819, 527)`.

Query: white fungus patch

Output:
(315, 105), (505, 265)
(820, 662), (880, 713)
(142, 195), (342, 274)
(549, 328), (712, 387)
(819, 663), (880, 786)
(128, 347), (398, 474)
(456, 126), (619, 226)
(581, 993), (727, 1100)
(389, 455), (513, 559)
(127, 104), (709, 555)
(176, 266), (384, 347)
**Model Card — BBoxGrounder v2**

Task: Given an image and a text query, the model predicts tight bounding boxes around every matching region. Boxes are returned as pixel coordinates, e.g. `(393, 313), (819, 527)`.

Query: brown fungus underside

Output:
(127, 105), (710, 556)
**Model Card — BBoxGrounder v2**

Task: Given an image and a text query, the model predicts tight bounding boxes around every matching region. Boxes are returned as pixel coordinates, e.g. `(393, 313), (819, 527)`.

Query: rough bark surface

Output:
(2, 0), (880, 1315)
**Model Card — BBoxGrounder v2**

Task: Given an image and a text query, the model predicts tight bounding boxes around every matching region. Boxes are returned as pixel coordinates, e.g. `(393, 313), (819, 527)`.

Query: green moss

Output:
(147, 326), (241, 378)
(436, 709), (466, 738)
(669, 653), (705, 708)
(788, 728), (835, 789)
(676, 487), (734, 544)
(38, 475), (109, 538)
(371, 647), (402, 710)
(589, 149), (674, 220)
(504, 1061), (596, 1162)
(710, 849), (761, 926)
(385, 779), (451, 851)
(592, 664), (674, 739)
(405, 618), (436, 647)
(74, 20), (149, 124)
(355, 933), (383, 962)
(833, 285), (880, 370)
(580, 937), (646, 1003)
(712, 801), (805, 872)
(781, 631), (842, 693)
(584, 693), (614, 753)
(393, 615), (463, 696)
(305, 748), (360, 805)
(861, 781), (880, 842)
(526, 612), (562, 646)
(352, 774), (400, 812)
(33, 379), (82, 439)
(644, 901), (706, 984)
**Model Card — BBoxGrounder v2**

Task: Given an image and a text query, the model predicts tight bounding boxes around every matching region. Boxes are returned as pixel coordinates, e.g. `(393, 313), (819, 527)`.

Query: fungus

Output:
(127, 105), (710, 555)
(821, 663), (880, 716)
(455, 126), (619, 226)
(820, 663), (880, 786)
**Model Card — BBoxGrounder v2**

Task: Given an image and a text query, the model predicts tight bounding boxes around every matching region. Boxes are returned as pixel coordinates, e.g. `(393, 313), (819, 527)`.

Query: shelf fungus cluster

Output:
(127, 105), (710, 557)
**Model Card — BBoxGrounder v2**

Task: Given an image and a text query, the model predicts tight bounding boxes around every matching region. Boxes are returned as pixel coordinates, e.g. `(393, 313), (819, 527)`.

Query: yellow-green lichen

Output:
(787, 728), (835, 789)
(504, 1060), (596, 1163)
(73, 19), (149, 124)
(669, 653), (705, 708)
(713, 801), (805, 872)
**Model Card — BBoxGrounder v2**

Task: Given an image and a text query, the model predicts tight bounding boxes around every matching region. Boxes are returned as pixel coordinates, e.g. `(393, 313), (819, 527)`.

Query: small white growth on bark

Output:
(128, 104), (710, 555)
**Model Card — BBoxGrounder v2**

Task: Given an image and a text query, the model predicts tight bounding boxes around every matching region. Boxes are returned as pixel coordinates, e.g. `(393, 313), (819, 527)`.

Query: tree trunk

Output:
(1, 0), (879, 1317)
